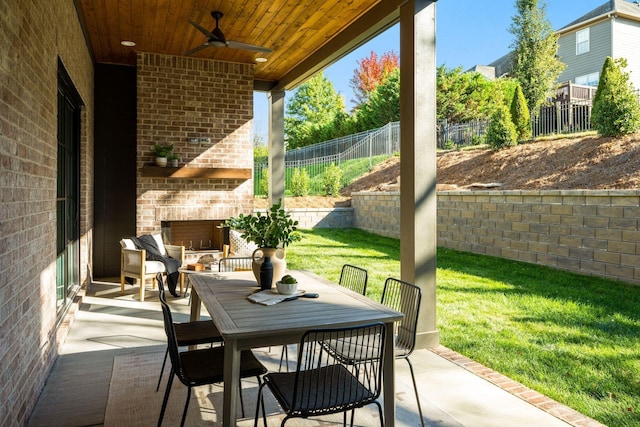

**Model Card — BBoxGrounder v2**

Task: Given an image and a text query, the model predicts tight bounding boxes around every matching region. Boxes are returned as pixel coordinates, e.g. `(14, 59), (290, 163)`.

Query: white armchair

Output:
(120, 233), (185, 301)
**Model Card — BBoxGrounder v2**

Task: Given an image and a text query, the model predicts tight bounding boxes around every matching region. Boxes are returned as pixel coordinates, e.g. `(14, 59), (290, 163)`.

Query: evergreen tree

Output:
(284, 72), (346, 149)
(486, 106), (518, 149)
(509, 0), (565, 113)
(510, 83), (532, 141)
(591, 57), (640, 137)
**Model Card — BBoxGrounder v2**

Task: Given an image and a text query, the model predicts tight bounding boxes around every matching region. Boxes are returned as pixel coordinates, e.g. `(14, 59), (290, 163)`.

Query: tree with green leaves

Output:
(436, 66), (497, 123)
(591, 57), (640, 137)
(284, 72), (346, 149)
(349, 50), (399, 107)
(509, 0), (565, 113)
(510, 83), (531, 141)
(355, 68), (400, 130)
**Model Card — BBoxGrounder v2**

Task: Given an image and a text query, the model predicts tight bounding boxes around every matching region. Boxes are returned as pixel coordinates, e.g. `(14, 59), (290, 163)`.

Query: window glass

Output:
(575, 72), (599, 86)
(576, 28), (590, 55)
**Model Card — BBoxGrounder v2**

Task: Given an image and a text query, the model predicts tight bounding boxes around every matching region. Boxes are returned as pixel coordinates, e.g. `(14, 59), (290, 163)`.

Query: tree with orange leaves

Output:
(349, 50), (399, 107)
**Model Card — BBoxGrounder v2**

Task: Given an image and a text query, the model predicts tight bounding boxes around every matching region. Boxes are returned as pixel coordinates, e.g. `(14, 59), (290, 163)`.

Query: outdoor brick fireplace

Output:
(135, 52), (255, 237)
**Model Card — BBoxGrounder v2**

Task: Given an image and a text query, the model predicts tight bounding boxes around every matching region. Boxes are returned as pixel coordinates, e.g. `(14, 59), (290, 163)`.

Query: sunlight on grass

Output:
(287, 228), (640, 427)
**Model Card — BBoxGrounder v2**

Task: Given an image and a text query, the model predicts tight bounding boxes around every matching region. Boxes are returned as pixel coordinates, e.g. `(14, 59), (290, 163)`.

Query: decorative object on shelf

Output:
(152, 143), (174, 167)
(168, 153), (179, 167)
(221, 199), (301, 288)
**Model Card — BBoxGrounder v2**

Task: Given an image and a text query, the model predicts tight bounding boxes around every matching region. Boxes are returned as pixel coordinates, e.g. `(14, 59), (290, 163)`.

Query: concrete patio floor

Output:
(26, 278), (602, 427)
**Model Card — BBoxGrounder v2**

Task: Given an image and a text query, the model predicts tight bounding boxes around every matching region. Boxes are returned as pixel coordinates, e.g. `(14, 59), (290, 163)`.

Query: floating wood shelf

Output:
(140, 166), (251, 179)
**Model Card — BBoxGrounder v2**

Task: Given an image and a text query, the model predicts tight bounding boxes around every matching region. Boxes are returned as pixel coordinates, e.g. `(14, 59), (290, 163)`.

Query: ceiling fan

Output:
(184, 11), (272, 56)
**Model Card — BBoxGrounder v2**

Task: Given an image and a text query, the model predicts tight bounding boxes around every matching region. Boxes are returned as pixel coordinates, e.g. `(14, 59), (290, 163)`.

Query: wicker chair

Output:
(381, 277), (424, 427)
(255, 323), (386, 427)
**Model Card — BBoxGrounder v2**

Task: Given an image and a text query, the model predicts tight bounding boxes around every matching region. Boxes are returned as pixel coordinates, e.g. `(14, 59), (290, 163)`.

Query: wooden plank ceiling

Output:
(76, 0), (400, 89)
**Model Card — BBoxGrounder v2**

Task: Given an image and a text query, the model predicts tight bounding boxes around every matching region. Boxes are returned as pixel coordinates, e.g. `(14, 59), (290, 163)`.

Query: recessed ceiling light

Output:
(121, 40), (136, 47)
(255, 57), (268, 63)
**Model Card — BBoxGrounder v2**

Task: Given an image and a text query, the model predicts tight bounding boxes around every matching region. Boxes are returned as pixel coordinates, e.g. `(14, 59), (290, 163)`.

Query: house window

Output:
(575, 72), (599, 86)
(576, 28), (590, 55)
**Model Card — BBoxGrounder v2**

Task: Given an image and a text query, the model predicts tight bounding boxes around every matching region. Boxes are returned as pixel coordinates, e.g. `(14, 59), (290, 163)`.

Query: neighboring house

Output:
(482, 0), (640, 90)
(556, 0), (640, 90)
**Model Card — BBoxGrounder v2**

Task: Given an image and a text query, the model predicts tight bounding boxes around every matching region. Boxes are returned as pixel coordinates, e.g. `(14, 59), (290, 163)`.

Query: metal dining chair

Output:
(155, 275), (223, 392)
(218, 256), (253, 272)
(157, 282), (267, 427)
(279, 264), (369, 372)
(339, 264), (369, 295)
(381, 277), (424, 427)
(255, 322), (386, 427)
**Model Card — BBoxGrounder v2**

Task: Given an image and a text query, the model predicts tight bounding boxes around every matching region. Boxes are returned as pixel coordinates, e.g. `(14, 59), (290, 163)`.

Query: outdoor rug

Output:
(103, 348), (396, 426)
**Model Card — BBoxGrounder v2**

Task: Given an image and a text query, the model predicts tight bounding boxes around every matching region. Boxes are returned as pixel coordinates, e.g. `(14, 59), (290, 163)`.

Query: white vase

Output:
(155, 156), (167, 167)
(252, 247), (286, 289)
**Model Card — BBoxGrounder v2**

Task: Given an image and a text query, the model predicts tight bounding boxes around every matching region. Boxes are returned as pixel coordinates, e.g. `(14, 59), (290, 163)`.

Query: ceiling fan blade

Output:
(189, 20), (216, 39)
(183, 43), (211, 56)
(227, 40), (272, 53)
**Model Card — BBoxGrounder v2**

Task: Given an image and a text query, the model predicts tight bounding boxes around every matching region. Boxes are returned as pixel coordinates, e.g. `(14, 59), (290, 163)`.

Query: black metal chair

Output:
(219, 256), (253, 272)
(279, 264), (369, 372)
(155, 274), (223, 393)
(339, 264), (368, 296)
(157, 279), (267, 427)
(381, 277), (424, 427)
(255, 323), (386, 427)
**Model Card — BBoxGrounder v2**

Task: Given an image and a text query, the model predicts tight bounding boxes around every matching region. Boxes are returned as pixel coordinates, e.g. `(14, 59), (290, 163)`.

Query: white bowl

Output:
(276, 281), (298, 295)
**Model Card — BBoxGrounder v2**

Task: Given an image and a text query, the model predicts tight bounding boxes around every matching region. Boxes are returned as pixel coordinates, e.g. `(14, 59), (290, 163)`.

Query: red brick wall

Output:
(136, 53), (254, 235)
(0, 0), (94, 424)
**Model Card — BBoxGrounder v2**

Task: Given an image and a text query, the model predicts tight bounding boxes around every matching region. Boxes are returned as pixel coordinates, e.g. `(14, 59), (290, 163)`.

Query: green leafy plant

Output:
(322, 163), (343, 196)
(222, 199), (302, 248)
(510, 83), (531, 141)
(259, 167), (269, 196)
(290, 168), (310, 197)
(591, 57), (640, 137)
(152, 143), (173, 157)
(486, 106), (517, 149)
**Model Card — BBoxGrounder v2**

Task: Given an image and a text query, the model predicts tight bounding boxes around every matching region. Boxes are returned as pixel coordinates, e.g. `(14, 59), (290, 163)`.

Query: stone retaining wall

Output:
(299, 190), (640, 285)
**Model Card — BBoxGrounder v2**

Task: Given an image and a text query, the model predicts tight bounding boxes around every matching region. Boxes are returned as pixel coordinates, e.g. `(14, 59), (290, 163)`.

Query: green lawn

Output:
(286, 228), (640, 427)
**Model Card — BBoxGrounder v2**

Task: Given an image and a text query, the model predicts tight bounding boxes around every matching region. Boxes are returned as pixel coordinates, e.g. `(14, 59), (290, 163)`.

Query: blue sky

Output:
(253, 0), (607, 141)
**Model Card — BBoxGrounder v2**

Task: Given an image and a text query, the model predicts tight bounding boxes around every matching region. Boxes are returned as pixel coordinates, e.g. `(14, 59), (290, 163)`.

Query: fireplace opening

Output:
(161, 220), (229, 251)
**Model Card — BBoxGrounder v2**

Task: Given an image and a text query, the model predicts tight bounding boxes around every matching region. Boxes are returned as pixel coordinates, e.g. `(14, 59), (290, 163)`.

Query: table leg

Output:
(383, 320), (396, 426)
(190, 286), (201, 322)
(223, 339), (240, 427)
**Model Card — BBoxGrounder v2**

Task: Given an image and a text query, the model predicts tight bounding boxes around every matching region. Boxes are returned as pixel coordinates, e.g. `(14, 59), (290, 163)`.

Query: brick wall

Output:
(136, 53), (255, 234)
(0, 0), (94, 424)
(350, 191), (640, 285)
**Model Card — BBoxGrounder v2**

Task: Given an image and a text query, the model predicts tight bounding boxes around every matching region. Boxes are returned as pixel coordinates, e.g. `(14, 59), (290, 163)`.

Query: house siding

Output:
(558, 20), (612, 84)
(612, 16), (640, 90)
(0, 0), (94, 425)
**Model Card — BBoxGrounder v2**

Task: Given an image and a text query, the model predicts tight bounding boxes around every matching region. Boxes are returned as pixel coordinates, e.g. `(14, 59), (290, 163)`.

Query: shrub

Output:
(290, 168), (310, 197)
(510, 84), (531, 141)
(592, 57), (640, 137)
(322, 163), (343, 196)
(486, 106), (517, 149)
(259, 167), (269, 196)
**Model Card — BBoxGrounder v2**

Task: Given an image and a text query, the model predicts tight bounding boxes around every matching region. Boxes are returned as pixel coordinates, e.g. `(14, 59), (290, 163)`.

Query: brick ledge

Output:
(430, 345), (606, 427)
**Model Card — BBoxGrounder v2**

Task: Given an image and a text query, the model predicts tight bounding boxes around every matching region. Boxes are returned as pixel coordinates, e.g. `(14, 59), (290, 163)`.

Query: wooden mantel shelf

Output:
(140, 165), (251, 179)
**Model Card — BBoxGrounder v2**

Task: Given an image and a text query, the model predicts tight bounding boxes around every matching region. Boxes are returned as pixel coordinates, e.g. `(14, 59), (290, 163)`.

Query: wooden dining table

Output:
(189, 269), (404, 427)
